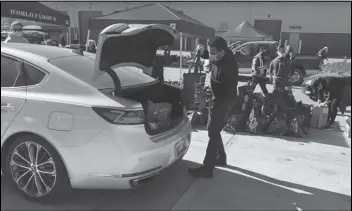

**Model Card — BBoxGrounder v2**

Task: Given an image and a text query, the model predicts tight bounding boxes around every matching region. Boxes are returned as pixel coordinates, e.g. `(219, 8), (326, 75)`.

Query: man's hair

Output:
(208, 36), (228, 51)
(11, 21), (23, 29)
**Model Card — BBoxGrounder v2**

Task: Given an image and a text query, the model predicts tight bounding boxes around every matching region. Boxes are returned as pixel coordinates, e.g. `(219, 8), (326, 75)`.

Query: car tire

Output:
(4, 134), (70, 203)
(290, 68), (306, 86)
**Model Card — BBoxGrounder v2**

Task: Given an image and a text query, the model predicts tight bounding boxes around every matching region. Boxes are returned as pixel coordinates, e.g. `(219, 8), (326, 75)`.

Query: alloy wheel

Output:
(290, 71), (301, 83)
(10, 141), (57, 198)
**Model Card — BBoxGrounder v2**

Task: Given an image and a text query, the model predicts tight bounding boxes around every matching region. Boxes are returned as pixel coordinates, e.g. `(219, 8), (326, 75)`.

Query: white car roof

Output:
(1, 43), (89, 60)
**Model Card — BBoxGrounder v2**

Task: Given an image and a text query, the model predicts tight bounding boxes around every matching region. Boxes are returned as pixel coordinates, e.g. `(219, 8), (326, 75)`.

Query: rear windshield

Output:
(48, 55), (156, 87)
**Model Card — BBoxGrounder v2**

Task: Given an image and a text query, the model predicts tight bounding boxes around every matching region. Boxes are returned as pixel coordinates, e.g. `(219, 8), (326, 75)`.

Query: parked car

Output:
(232, 41), (321, 85)
(301, 61), (351, 103)
(1, 24), (191, 202)
(228, 41), (243, 51)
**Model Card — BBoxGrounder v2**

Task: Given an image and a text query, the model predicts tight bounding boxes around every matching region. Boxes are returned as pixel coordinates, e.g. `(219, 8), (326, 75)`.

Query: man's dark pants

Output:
(327, 98), (341, 126)
(203, 97), (236, 171)
(251, 76), (269, 96)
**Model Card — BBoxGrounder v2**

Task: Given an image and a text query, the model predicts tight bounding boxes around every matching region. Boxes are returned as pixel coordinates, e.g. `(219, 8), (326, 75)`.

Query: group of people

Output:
(3, 21), (97, 53)
(187, 36), (348, 179)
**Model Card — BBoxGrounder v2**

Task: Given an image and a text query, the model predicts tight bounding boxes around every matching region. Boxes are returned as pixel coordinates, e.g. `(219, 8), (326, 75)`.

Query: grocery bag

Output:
(181, 73), (206, 110)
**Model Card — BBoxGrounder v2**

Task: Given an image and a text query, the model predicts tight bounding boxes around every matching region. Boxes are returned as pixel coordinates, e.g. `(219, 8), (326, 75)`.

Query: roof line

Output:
(157, 3), (180, 20)
(93, 3), (154, 19)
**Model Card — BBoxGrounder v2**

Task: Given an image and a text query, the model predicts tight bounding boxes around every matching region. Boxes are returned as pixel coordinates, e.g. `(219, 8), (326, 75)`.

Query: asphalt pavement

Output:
(2, 81), (351, 210)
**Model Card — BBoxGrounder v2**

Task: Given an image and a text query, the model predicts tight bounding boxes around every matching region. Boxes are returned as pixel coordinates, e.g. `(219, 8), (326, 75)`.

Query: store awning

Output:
(1, 2), (70, 27)
(223, 20), (272, 41)
(89, 3), (214, 38)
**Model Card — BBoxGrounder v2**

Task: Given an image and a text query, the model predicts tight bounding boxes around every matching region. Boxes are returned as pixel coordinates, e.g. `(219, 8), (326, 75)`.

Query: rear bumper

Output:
(59, 116), (191, 190)
(129, 151), (186, 189)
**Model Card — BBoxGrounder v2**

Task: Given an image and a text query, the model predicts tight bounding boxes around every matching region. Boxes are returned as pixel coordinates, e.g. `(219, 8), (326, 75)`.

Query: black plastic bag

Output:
(181, 73), (206, 110)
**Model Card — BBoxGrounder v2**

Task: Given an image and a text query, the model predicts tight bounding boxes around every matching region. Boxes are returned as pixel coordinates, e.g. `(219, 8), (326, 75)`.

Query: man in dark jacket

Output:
(269, 44), (290, 90)
(312, 76), (350, 129)
(188, 37), (239, 178)
(317, 46), (329, 67)
(250, 47), (269, 96)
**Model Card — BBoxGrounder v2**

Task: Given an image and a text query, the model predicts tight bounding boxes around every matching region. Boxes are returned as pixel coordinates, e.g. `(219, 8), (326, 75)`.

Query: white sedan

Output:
(1, 24), (191, 202)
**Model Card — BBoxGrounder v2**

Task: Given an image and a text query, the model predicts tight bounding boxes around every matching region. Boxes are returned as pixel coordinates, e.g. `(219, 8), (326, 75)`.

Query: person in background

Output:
(188, 37), (239, 178)
(4, 21), (30, 44)
(269, 44), (290, 91)
(312, 77), (350, 129)
(317, 46), (329, 67)
(151, 57), (164, 82)
(285, 45), (296, 62)
(60, 33), (67, 47)
(43, 39), (58, 46)
(72, 39), (79, 45)
(250, 47), (269, 96)
(87, 39), (97, 53)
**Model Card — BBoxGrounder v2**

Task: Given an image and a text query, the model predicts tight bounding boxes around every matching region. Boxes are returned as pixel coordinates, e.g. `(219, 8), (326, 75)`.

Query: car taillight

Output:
(92, 107), (145, 125)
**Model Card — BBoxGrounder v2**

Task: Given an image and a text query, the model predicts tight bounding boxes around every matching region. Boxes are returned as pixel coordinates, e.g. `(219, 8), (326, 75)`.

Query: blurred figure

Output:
(151, 58), (164, 82)
(87, 39), (97, 53)
(250, 47), (269, 96)
(285, 45), (296, 62)
(72, 40), (79, 44)
(60, 33), (67, 47)
(317, 46), (329, 67)
(4, 21), (30, 44)
(43, 39), (59, 47)
(269, 44), (290, 90)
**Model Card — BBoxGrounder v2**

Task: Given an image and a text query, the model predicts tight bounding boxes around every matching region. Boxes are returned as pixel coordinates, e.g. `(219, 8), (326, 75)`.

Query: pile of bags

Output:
(225, 84), (313, 138)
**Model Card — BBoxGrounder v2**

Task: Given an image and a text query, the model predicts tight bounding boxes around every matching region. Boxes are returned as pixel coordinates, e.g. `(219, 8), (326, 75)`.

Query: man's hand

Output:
(196, 44), (205, 55)
(208, 99), (215, 108)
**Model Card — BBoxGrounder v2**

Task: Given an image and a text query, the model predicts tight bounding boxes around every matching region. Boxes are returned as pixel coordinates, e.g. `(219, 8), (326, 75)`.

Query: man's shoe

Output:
(188, 167), (213, 178)
(215, 158), (227, 167)
(321, 123), (333, 130)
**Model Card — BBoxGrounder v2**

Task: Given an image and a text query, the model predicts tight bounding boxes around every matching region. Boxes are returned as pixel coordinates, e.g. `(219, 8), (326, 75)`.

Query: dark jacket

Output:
(315, 77), (350, 102)
(201, 49), (239, 101)
(317, 48), (327, 60)
(269, 55), (290, 80)
(251, 52), (267, 77)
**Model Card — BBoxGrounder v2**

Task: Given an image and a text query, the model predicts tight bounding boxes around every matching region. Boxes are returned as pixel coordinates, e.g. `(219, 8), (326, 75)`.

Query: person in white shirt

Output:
(4, 21), (30, 44)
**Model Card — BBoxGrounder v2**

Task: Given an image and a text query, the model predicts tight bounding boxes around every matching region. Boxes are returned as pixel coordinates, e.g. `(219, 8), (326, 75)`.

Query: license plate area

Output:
(175, 139), (187, 157)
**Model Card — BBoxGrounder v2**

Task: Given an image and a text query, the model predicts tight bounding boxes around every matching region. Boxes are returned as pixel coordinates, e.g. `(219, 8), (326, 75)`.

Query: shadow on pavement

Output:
(234, 125), (350, 148)
(192, 116), (350, 148)
(2, 159), (351, 210)
(173, 163), (351, 210)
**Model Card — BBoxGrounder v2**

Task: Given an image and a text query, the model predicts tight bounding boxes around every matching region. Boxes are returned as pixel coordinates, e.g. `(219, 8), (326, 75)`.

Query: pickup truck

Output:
(233, 41), (321, 85)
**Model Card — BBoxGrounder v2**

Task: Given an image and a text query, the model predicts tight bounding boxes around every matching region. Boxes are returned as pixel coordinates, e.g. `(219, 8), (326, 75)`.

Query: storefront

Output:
(1, 1), (70, 44)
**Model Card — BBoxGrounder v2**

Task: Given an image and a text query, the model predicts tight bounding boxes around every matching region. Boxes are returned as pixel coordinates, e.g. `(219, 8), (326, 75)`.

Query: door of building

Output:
(289, 32), (300, 53)
(254, 20), (282, 41)
(79, 11), (102, 44)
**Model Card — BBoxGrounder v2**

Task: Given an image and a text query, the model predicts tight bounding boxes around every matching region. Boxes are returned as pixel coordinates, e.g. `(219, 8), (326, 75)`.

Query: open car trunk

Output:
(94, 23), (183, 135)
(121, 81), (184, 135)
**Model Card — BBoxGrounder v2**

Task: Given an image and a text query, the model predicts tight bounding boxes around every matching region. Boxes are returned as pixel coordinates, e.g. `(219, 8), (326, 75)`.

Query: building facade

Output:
(42, 1), (351, 57)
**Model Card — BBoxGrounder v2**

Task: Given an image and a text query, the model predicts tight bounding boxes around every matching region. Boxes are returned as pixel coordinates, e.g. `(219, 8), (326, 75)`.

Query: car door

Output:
(1, 55), (27, 139)
(236, 43), (258, 75)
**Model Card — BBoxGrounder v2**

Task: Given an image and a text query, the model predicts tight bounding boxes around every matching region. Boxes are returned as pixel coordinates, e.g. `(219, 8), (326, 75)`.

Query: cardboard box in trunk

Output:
(145, 102), (172, 130)
(310, 106), (329, 128)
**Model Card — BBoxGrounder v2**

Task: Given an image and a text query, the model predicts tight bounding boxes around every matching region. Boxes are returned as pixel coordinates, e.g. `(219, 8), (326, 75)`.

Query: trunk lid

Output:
(93, 23), (180, 80)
